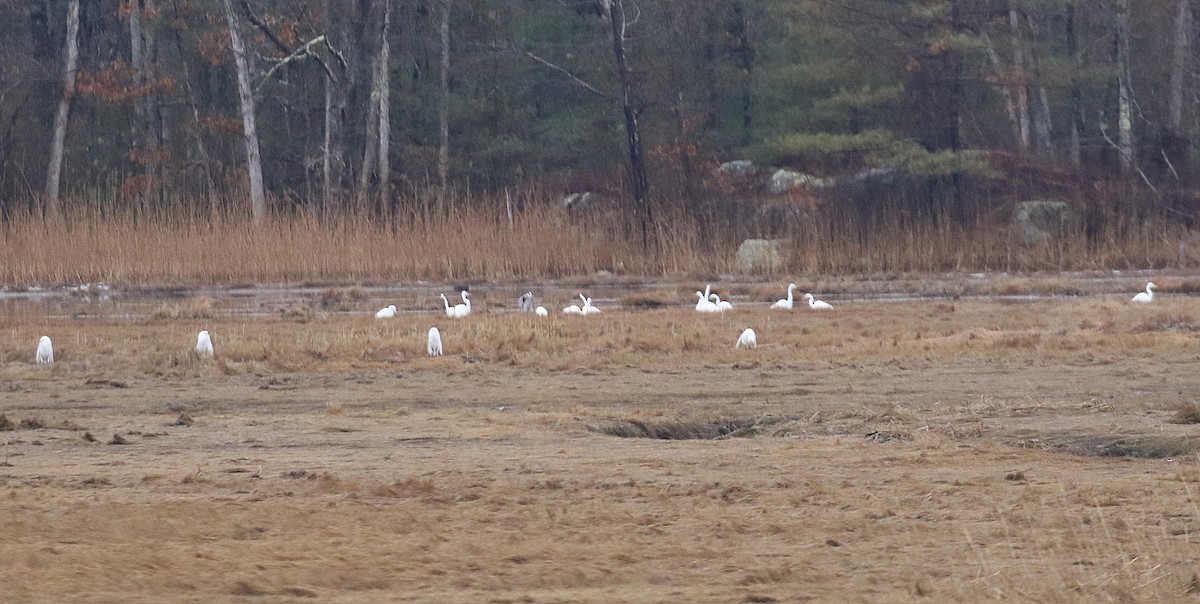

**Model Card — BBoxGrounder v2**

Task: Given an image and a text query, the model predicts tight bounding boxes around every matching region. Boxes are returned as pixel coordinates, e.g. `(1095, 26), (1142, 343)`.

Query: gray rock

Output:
(563, 191), (594, 209)
(768, 169), (834, 194)
(1014, 200), (1077, 246)
(736, 239), (785, 273)
(718, 160), (759, 176)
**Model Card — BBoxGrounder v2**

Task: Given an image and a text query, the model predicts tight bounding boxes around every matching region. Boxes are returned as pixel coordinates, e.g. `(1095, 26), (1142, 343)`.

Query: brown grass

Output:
(3, 285), (1200, 601)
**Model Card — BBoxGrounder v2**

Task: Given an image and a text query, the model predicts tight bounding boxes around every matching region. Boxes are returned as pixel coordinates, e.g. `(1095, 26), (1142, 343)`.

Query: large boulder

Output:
(1014, 200), (1077, 245)
(768, 169), (835, 194)
(718, 160), (759, 176)
(736, 239), (785, 273)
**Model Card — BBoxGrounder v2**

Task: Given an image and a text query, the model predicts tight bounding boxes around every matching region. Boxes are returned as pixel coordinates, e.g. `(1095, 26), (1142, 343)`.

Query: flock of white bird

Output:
(30, 281), (1163, 364)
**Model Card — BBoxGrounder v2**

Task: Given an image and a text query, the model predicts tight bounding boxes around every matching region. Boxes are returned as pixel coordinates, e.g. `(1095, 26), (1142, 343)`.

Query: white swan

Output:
(804, 293), (833, 310)
(710, 293), (733, 312)
(563, 303), (584, 314)
(695, 290), (719, 312)
(195, 330), (214, 357)
(427, 327), (443, 356)
(1131, 282), (1157, 303)
(35, 336), (54, 364)
(581, 296), (601, 314)
(770, 283), (797, 309)
(735, 328), (757, 349)
(535, 306), (549, 317)
(452, 291), (471, 318)
(375, 304), (397, 318)
(439, 294), (454, 317)
(517, 291), (534, 312)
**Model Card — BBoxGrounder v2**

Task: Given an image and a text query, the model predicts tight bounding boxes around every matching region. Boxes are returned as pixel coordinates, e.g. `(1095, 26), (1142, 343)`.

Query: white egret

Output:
(427, 327), (443, 356)
(1131, 282), (1157, 303)
(770, 283), (798, 309)
(35, 336), (54, 364)
(439, 294), (455, 317)
(695, 291), (719, 312)
(804, 293), (833, 310)
(710, 292), (733, 312)
(452, 291), (472, 318)
(735, 328), (757, 349)
(535, 306), (549, 317)
(196, 330), (214, 357)
(517, 291), (534, 312)
(375, 304), (398, 319)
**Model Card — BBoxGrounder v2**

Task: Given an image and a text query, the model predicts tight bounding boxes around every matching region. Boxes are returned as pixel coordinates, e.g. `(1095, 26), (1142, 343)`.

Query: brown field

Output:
(2, 278), (1200, 603)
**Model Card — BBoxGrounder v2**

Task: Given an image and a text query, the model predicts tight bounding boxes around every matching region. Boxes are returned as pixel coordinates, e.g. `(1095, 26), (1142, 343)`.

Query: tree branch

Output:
(257, 35), (335, 90)
(509, 44), (617, 102)
(239, 0), (339, 81)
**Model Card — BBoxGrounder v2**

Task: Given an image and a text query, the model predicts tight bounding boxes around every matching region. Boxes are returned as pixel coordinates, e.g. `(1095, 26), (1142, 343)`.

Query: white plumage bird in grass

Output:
(452, 291), (471, 318)
(517, 291), (534, 312)
(804, 293), (833, 310)
(195, 330), (214, 357)
(35, 336), (54, 364)
(580, 295), (601, 315)
(695, 290), (719, 312)
(439, 294), (454, 317)
(427, 327), (443, 356)
(710, 292), (733, 312)
(375, 304), (397, 318)
(535, 306), (548, 317)
(735, 328), (757, 349)
(1131, 282), (1157, 303)
(770, 283), (798, 309)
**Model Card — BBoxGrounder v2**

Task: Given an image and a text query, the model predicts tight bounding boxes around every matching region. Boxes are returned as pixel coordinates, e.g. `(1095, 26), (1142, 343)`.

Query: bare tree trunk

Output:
(601, 0), (652, 250)
(1009, 4), (1030, 152)
(377, 0), (391, 215)
(222, 0), (266, 223)
(1115, 0), (1134, 174)
(437, 0), (451, 198)
(1024, 14), (1053, 154)
(1170, 0), (1192, 133)
(1066, 3), (1082, 167)
(44, 0), (81, 217)
(129, 0), (160, 215)
(983, 33), (1023, 148)
(357, 53), (381, 208)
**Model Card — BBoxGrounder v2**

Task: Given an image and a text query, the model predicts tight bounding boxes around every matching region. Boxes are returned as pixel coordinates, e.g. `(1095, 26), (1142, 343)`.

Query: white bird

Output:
(710, 293), (733, 312)
(563, 303), (584, 315)
(1131, 282), (1157, 303)
(581, 296), (601, 315)
(735, 328), (757, 349)
(770, 283), (798, 309)
(517, 291), (534, 312)
(452, 291), (472, 318)
(695, 290), (720, 312)
(375, 304), (397, 319)
(804, 293), (833, 310)
(427, 327), (443, 356)
(535, 306), (549, 317)
(195, 330), (214, 357)
(35, 336), (54, 364)
(439, 293), (455, 317)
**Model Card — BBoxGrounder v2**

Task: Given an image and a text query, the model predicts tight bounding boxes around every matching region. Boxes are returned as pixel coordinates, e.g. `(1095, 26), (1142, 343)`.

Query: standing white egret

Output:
(535, 306), (549, 317)
(439, 294), (454, 317)
(735, 328), (757, 349)
(195, 330), (214, 357)
(35, 336), (54, 364)
(710, 292), (733, 312)
(427, 327), (443, 356)
(695, 291), (719, 312)
(375, 304), (398, 318)
(517, 291), (534, 312)
(452, 291), (472, 318)
(804, 293), (833, 310)
(770, 283), (798, 309)
(1131, 282), (1157, 303)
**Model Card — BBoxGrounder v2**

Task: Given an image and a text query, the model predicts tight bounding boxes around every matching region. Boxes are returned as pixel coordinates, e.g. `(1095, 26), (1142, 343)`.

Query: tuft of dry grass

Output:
(1170, 402), (1200, 424)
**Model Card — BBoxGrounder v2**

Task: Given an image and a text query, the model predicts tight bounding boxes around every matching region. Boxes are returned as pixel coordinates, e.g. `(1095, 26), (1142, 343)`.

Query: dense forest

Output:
(2, 0), (1200, 255)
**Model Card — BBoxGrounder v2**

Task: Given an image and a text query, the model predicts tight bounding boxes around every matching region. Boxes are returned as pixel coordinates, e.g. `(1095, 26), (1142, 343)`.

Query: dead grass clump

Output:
(319, 286), (367, 310)
(1134, 314), (1200, 333)
(620, 291), (677, 309)
(17, 417), (44, 430)
(1170, 402), (1200, 424)
(1073, 435), (1198, 459)
(0, 414), (12, 431)
(169, 413), (194, 426)
(153, 296), (216, 320)
(588, 416), (787, 440)
(108, 433), (130, 445)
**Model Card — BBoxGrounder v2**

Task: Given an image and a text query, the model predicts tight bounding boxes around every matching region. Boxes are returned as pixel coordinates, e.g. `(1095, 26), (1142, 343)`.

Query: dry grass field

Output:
(2, 278), (1200, 602)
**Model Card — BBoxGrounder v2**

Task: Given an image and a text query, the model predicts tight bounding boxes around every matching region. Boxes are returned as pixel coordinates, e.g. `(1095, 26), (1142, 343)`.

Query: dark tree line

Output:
(3, 0), (1200, 228)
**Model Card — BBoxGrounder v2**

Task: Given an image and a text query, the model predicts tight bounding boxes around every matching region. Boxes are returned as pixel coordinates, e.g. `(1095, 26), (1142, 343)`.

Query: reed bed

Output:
(0, 188), (1185, 287)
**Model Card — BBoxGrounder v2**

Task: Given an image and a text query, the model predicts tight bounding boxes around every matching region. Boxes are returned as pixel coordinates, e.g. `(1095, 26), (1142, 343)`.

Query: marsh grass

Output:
(0, 187), (1187, 286)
